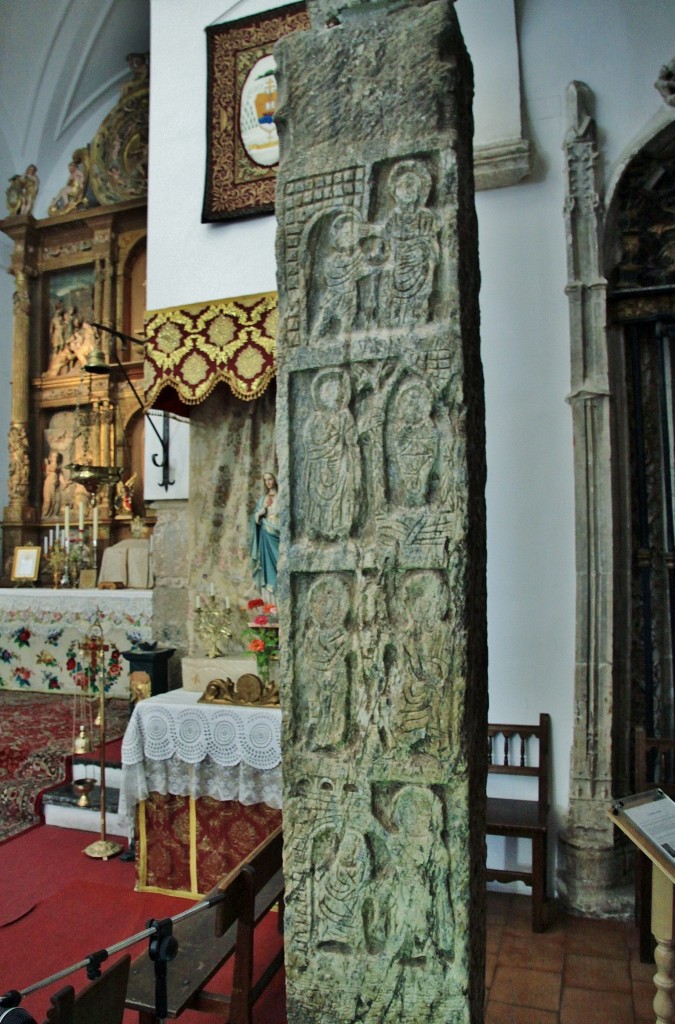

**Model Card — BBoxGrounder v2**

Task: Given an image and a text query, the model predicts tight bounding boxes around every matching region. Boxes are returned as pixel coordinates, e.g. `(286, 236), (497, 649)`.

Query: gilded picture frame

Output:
(11, 546), (40, 582)
(202, 2), (309, 223)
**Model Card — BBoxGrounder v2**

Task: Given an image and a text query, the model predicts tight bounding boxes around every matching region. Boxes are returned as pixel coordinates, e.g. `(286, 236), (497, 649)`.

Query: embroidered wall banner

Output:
(202, 3), (309, 222)
(144, 292), (278, 405)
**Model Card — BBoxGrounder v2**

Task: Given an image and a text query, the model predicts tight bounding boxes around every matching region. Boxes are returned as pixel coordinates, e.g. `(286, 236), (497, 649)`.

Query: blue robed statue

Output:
(249, 472), (280, 599)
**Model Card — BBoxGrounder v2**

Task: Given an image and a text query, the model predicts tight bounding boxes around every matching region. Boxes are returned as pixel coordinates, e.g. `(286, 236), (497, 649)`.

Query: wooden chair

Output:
(634, 726), (675, 962)
(125, 826), (284, 1024)
(43, 954), (130, 1024)
(486, 713), (551, 932)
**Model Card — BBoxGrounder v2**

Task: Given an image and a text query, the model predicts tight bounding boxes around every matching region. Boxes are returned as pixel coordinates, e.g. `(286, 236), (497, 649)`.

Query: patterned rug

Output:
(0, 692), (129, 843)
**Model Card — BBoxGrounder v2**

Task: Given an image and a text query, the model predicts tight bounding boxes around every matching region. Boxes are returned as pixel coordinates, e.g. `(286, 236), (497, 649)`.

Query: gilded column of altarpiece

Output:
(274, 2), (487, 1022)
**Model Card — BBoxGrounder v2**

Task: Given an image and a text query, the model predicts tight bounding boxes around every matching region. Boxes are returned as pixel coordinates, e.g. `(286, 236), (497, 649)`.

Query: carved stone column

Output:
(559, 82), (631, 914)
(275, 2), (486, 1021)
(3, 219), (38, 526)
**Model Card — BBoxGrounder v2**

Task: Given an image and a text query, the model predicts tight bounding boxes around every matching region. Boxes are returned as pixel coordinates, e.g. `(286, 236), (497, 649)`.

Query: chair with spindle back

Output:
(634, 726), (675, 961)
(486, 713), (551, 932)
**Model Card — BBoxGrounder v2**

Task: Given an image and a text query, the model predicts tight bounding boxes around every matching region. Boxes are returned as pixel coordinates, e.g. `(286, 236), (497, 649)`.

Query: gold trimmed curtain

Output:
(143, 292), (277, 405)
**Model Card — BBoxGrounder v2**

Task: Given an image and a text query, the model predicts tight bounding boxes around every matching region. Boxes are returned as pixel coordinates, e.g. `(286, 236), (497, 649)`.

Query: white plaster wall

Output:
(146, 0), (525, 310)
(147, 1), (675, 873)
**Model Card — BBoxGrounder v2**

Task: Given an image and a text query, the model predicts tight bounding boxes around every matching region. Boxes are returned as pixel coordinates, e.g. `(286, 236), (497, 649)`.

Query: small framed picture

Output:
(11, 545), (41, 582)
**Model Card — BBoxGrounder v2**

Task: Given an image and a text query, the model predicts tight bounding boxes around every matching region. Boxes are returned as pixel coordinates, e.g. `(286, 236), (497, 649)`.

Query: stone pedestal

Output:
(275, 2), (486, 1021)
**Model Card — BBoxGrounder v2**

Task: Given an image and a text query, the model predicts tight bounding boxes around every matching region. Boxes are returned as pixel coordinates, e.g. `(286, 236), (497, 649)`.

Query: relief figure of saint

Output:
(313, 829), (371, 951)
(379, 160), (439, 327)
(303, 368), (361, 542)
(388, 786), (454, 960)
(388, 572), (452, 757)
(389, 377), (438, 507)
(310, 211), (368, 343)
(304, 575), (350, 750)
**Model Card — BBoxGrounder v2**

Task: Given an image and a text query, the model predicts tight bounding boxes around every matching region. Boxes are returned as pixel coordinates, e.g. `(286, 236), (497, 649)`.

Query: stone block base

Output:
(557, 828), (634, 919)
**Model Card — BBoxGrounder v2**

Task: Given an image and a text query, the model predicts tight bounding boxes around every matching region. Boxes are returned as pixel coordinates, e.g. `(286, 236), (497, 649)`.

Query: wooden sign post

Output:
(609, 790), (675, 1024)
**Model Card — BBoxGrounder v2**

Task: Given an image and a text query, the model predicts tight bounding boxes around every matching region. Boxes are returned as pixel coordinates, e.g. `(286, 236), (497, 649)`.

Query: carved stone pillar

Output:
(3, 220), (37, 524)
(559, 82), (631, 914)
(275, 2), (487, 1021)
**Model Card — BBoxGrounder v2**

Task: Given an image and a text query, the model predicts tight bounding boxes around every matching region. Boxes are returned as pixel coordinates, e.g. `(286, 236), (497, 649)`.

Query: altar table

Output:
(0, 588), (153, 698)
(119, 689), (282, 897)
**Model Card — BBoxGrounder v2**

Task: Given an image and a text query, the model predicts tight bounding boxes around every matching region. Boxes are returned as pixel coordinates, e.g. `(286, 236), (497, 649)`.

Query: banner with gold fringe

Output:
(144, 292), (277, 405)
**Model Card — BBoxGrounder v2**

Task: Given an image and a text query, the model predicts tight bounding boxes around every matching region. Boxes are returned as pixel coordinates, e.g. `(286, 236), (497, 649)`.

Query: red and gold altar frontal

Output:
(144, 292), (277, 406)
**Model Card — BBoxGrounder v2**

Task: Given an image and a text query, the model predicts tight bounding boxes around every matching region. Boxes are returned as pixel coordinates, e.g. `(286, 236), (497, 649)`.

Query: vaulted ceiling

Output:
(0, 0), (150, 218)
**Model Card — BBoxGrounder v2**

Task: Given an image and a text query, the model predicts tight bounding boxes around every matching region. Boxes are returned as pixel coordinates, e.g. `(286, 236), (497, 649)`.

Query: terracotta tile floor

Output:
(485, 891), (658, 1024)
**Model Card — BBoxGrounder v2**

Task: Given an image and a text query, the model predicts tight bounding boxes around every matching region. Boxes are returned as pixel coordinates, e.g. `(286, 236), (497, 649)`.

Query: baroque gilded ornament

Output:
(89, 53), (149, 205)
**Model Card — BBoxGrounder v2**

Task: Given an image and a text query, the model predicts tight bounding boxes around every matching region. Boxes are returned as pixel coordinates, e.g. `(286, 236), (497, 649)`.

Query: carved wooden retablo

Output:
(275, 2), (487, 1022)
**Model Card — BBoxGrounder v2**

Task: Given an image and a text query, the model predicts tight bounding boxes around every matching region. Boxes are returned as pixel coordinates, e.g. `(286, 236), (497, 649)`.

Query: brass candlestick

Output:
(78, 620), (123, 861)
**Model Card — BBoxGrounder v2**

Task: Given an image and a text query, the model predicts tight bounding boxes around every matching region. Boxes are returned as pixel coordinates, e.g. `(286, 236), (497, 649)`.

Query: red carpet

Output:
(0, 825), (286, 1023)
(0, 692), (129, 842)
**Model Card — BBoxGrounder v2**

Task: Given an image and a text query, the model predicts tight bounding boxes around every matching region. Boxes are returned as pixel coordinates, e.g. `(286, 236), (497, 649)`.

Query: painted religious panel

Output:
(43, 266), (95, 378)
(202, 2), (309, 222)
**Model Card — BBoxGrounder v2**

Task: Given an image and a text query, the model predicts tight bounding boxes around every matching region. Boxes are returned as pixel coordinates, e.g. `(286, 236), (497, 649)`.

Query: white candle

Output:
(64, 505), (70, 535)
(225, 595), (230, 609)
(43, 537), (48, 555)
(195, 594), (201, 610)
(210, 583), (215, 598)
(49, 529), (54, 549)
(79, 501), (84, 531)
(55, 524), (60, 542)
(93, 506), (99, 537)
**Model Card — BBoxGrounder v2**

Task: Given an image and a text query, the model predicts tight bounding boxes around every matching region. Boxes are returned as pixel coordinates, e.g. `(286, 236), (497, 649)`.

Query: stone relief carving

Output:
(281, 166), (367, 347)
(292, 359), (462, 554)
(303, 574), (351, 749)
(387, 571), (452, 758)
(388, 376), (438, 507)
(303, 368), (361, 541)
(312, 827), (371, 951)
(386, 786), (454, 960)
(354, 572), (393, 752)
(309, 210), (376, 343)
(304, 158), (439, 345)
(283, 778), (460, 1022)
(379, 160), (439, 327)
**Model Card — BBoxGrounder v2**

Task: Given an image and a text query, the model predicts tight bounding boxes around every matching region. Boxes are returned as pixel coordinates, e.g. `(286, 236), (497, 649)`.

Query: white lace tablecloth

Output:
(118, 689), (282, 830)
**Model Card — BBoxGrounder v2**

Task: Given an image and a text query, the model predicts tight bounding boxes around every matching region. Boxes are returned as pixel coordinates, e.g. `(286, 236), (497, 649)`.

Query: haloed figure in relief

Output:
(380, 160), (439, 327)
(303, 368), (360, 542)
(310, 210), (367, 342)
(390, 377), (438, 508)
(389, 571), (452, 757)
(250, 472), (280, 599)
(304, 576), (350, 750)
(313, 829), (371, 951)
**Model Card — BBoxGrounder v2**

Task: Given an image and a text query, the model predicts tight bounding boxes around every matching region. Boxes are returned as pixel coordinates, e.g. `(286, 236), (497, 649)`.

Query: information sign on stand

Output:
(609, 789), (675, 1024)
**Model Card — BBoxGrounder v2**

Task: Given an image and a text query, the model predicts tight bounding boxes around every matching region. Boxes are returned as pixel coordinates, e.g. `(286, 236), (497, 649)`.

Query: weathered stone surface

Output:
(274, 2), (486, 1021)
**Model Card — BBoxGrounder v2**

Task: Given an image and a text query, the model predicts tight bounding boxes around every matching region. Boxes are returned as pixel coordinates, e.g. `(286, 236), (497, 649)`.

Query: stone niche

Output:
(274, 1), (487, 1022)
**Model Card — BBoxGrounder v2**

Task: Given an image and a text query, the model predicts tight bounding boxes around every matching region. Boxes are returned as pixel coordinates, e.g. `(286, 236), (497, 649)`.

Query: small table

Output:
(119, 689), (282, 896)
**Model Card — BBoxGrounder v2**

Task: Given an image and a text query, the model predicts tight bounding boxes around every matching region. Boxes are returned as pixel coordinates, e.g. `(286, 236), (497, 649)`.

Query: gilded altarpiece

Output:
(0, 200), (148, 582)
(274, 2), (487, 1022)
